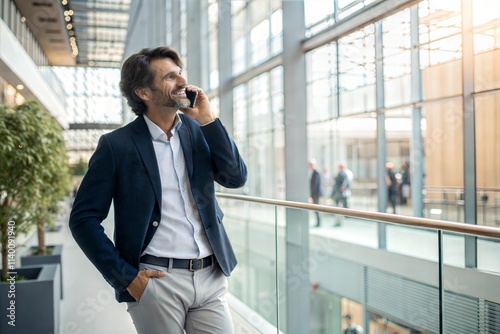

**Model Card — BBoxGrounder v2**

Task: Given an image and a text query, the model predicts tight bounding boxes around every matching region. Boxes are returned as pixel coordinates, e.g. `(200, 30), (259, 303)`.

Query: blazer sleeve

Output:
(200, 118), (247, 188)
(69, 135), (138, 292)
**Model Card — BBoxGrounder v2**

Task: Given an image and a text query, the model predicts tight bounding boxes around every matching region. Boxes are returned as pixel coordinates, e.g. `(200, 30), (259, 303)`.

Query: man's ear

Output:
(134, 87), (150, 101)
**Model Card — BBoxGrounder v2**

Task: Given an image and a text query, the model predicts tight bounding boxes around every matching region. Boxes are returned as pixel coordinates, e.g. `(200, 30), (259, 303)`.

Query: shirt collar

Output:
(143, 112), (183, 141)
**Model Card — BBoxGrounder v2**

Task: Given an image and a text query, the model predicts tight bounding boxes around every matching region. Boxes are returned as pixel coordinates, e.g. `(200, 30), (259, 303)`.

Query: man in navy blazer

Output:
(69, 46), (247, 333)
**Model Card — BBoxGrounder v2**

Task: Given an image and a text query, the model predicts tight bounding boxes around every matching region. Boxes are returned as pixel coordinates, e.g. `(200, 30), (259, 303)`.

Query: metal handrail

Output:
(425, 186), (500, 193)
(216, 193), (500, 239)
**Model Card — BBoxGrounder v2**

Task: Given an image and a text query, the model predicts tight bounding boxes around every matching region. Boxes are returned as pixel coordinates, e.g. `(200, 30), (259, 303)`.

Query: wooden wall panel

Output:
(421, 49), (500, 195)
(422, 60), (462, 100)
(423, 100), (464, 190)
(475, 49), (500, 92)
(422, 58), (464, 190)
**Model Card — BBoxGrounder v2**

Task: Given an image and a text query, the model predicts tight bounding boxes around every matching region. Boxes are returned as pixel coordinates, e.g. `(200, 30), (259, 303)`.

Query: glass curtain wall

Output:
(231, 0), (284, 199)
(299, 0), (500, 226)
(208, 0), (219, 91)
(54, 67), (122, 164)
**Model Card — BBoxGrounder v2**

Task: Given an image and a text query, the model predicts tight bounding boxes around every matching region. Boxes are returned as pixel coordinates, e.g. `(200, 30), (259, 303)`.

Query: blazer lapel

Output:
(130, 115), (162, 207)
(178, 119), (194, 178)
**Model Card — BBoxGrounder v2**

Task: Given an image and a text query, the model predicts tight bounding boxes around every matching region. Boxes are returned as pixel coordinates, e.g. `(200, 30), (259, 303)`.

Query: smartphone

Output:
(186, 90), (198, 108)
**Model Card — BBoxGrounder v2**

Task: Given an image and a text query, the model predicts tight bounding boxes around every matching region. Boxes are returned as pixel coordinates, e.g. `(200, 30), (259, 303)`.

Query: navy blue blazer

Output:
(69, 114), (247, 302)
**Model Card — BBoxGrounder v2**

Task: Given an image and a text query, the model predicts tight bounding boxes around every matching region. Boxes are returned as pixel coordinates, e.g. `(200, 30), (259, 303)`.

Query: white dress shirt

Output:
(142, 113), (213, 259)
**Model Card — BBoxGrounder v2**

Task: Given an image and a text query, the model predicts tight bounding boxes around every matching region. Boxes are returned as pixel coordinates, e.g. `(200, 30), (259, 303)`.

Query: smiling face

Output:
(148, 57), (190, 109)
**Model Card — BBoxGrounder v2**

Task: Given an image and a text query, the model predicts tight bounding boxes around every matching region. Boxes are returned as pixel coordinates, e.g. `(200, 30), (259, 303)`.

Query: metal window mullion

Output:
(375, 20), (387, 249)
(218, 0), (234, 135)
(461, 0), (477, 268)
(171, 0), (181, 51)
(186, 0), (203, 86)
(282, 1), (309, 333)
(165, 0), (172, 45)
(410, 5), (424, 218)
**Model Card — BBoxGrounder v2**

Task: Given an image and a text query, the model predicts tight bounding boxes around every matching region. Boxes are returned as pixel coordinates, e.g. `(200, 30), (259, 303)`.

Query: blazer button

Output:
(152, 221), (159, 227)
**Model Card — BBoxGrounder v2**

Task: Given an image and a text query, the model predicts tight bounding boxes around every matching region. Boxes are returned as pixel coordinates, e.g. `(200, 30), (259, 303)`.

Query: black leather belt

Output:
(140, 254), (214, 271)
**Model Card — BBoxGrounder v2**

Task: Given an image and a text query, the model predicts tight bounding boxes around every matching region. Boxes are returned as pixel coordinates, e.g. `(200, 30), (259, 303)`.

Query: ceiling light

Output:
(16, 84), (24, 90)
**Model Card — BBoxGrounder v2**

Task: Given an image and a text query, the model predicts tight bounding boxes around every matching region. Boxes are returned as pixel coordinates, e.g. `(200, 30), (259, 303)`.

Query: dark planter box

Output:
(21, 244), (63, 299)
(0, 264), (61, 334)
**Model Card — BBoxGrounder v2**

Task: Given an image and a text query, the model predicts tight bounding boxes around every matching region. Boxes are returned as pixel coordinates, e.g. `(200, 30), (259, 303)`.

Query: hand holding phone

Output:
(186, 90), (198, 108)
(181, 86), (215, 125)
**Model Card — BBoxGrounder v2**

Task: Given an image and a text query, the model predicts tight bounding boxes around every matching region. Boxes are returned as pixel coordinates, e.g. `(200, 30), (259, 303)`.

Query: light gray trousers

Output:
(127, 262), (234, 334)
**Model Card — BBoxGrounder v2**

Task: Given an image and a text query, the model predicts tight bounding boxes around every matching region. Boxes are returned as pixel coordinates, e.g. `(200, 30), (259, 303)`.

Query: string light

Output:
(63, 1), (77, 62)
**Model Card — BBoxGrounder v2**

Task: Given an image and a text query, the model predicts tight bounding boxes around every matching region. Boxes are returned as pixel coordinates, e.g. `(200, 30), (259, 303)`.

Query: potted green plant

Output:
(21, 133), (69, 298)
(0, 101), (68, 332)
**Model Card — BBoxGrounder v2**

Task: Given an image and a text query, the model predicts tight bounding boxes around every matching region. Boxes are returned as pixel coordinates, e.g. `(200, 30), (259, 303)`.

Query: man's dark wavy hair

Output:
(120, 46), (183, 115)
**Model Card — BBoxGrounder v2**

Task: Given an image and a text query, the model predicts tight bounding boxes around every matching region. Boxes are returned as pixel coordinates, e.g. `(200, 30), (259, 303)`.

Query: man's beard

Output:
(169, 97), (190, 108)
(152, 87), (190, 108)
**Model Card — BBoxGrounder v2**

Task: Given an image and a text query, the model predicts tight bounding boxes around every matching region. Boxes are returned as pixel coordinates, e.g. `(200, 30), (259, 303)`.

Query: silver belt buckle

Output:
(189, 258), (203, 271)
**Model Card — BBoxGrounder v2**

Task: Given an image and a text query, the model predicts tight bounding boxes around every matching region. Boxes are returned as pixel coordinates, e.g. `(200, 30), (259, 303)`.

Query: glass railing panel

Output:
(275, 206), (288, 333)
(386, 225), (466, 268)
(220, 197), (281, 329)
(386, 226), (500, 274)
(311, 214), (445, 333)
(309, 208), (369, 334)
(478, 238), (500, 274)
(312, 214), (379, 248)
(441, 233), (500, 333)
(218, 193), (500, 334)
